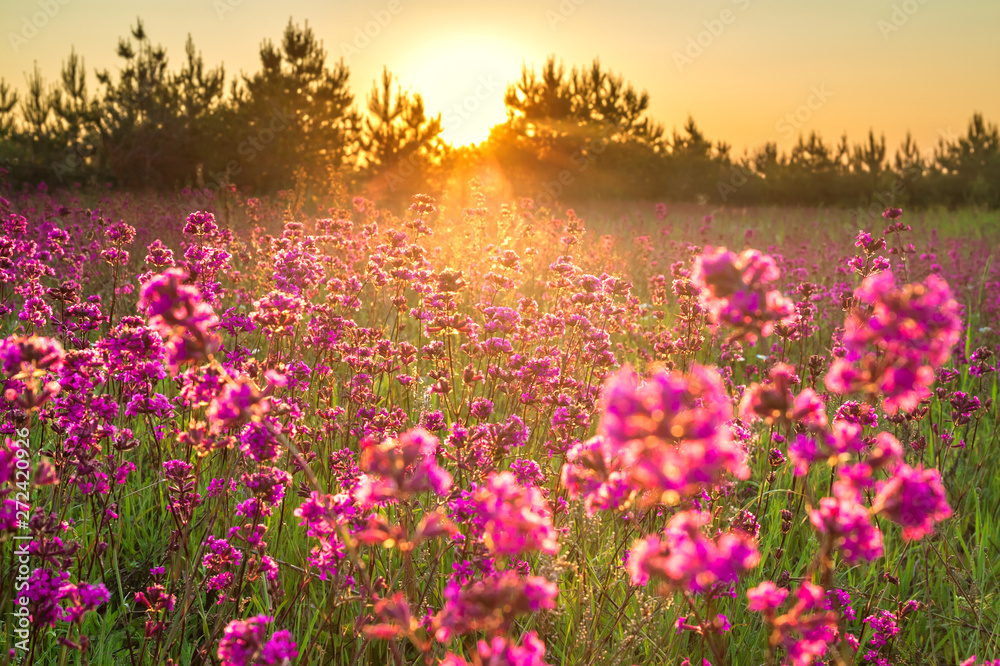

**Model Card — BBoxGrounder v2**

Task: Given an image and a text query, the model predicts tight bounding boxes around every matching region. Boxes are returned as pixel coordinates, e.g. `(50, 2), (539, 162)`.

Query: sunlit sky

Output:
(2, 0), (998, 154)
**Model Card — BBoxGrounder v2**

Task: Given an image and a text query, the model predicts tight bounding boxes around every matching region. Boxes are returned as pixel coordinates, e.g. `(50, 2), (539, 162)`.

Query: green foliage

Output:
(357, 67), (447, 202)
(231, 19), (356, 193)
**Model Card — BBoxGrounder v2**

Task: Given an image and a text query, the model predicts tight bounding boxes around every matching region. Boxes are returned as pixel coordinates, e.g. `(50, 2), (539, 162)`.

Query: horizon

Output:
(2, 0), (999, 156)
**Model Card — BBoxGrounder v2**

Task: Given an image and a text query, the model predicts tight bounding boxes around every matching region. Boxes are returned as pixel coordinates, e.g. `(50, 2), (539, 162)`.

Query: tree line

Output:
(1, 19), (998, 211)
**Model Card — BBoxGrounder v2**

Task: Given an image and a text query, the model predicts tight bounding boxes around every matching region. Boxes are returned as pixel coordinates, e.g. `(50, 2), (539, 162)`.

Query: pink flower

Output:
(809, 495), (884, 563)
(475, 471), (558, 555)
(825, 271), (962, 414)
(476, 632), (550, 666)
(432, 572), (558, 642)
(871, 464), (951, 540)
(183, 210), (220, 238)
(217, 615), (297, 666)
(628, 511), (759, 593)
(560, 435), (634, 516)
(692, 247), (794, 341)
(207, 377), (270, 434)
(138, 268), (221, 374)
(582, 365), (747, 507)
(747, 581), (788, 614)
(59, 582), (110, 624)
(353, 428), (453, 505)
(770, 582), (840, 666)
(739, 364), (827, 430)
(0, 335), (65, 408)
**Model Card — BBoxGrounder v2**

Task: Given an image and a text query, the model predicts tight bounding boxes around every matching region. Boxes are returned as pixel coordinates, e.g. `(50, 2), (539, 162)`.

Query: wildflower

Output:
(183, 210), (220, 238)
(207, 376), (270, 434)
(353, 428), (453, 505)
(138, 268), (221, 374)
(0, 335), (65, 408)
(560, 435), (634, 516)
(759, 581), (840, 666)
(871, 463), (951, 540)
(863, 610), (900, 663)
(628, 511), (759, 593)
(738, 363), (826, 430)
(590, 364), (748, 504)
(747, 581), (788, 615)
(432, 572), (557, 642)
(26, 568), (70, 627)
(145, 239), (175, 267)
(476, 632), (550, 666)
(808, 494), (884, 563)
(474, 471), (559, 555)
(825, 270), (962, 413)
(59, 582), (110, 624)
(692, 247), (795, 341)
(217, 615), (297, 666)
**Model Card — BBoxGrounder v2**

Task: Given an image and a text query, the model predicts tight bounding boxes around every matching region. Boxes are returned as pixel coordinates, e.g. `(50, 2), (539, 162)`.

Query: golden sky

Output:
(2, 0), (998, 154)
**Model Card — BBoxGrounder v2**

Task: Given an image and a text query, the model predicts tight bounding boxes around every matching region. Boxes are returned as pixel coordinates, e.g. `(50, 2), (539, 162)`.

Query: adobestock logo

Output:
(209, 102), (293, 188)
(775, 85), (833, 140)
(673, 0), (751, 73)
(339, 0), (404, 63)
(717, 84), (833, 202)
(545, 0), (587, 31)
(877, 0), (932, 40)
(7, 0), (72, 54)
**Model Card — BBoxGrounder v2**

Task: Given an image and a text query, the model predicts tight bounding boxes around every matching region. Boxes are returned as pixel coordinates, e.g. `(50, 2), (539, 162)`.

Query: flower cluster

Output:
(217, 615), (298, 666)
(692, 247), (795, 341)
(826, 270), (962, 413)
(628, 510), (759, 593)
(138, 267), (221, 373)
(563, 364), (748, 509)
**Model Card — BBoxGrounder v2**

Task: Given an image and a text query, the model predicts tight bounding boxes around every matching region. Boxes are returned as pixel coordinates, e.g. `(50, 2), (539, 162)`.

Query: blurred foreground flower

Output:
(628, 510), (759, 593)
(218, 614), (297, 666)
(563, 364), (748, 512)
(825, 270), (962, 413)
(138, 267), (221, 374)
(354, 427), (453, 505)
(441, 632), (550, 666)
(0, 335), (65, 409)
(433, 571), (557, 642)
(693, 247), (795, 342)
(871, 463), (952, 540)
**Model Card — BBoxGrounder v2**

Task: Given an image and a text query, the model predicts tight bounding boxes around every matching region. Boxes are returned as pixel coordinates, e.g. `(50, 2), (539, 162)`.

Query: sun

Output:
(392, 36), (522, 147)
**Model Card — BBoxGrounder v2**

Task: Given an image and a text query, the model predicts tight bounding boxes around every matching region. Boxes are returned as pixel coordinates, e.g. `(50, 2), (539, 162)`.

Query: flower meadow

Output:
(1, 180), (1000, 666)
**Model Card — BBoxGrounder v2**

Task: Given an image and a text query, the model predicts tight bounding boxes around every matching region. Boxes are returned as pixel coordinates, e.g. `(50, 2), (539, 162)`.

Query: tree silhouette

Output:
(358, 67), (445, 200)
(235, 19), (357, 192)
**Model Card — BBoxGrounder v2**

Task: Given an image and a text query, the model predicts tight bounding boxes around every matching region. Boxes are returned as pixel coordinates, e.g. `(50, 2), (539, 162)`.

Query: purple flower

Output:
(809, 494), (884, 563)
(138, 268), (220, 374)
(218, 615), (298, 666)
(474, 471), (559, 555)
(871, 463), (951, 540)
(628, 511), (759, 593)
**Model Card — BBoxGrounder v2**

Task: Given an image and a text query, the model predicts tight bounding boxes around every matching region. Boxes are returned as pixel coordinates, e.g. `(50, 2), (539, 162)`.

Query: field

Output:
(1, 179), (1000, 666)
